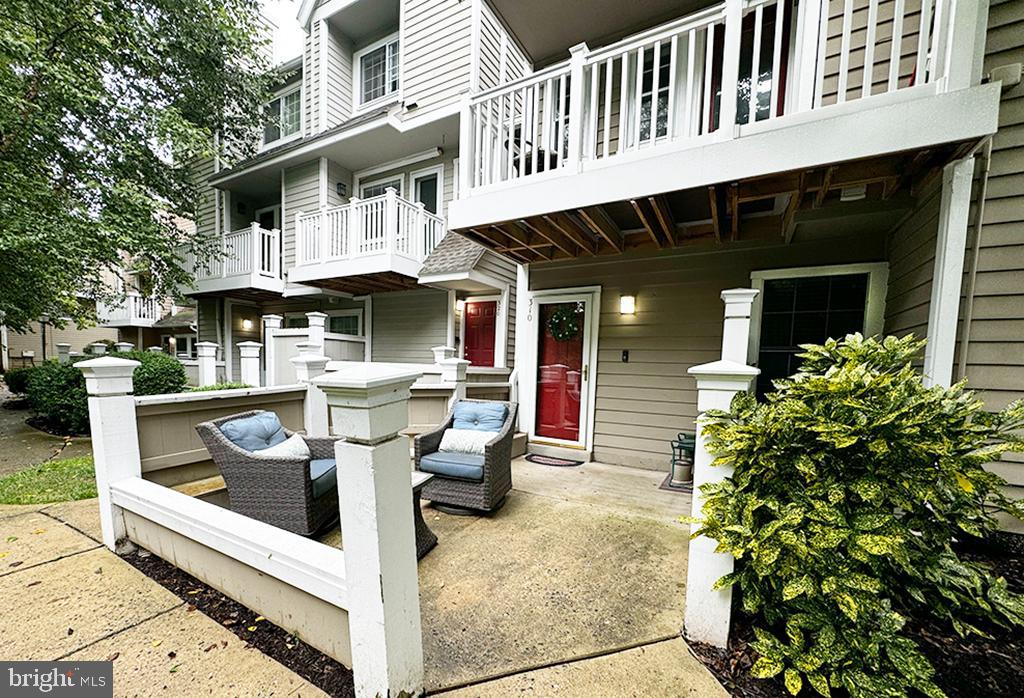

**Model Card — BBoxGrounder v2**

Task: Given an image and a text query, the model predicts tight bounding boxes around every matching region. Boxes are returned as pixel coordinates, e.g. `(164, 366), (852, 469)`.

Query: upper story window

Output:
(355, 34), (399, 107)
(263, 86), (301, 146)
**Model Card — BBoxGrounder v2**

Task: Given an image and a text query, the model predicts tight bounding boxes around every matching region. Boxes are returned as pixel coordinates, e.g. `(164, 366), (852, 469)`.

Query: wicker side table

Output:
(412, 471), (438, 559)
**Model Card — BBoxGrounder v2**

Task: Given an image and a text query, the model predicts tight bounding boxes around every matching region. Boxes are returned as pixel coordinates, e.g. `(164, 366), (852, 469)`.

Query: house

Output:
(185, 0), (523, 388)
(439, 0), (1023, 520)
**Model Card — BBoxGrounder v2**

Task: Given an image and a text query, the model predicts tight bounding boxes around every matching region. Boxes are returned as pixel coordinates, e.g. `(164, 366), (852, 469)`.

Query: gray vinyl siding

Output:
(193, 158), (217, 238)
(326, 160), (353, 207)
(196, 297), (222, 358)
(474, 251), (518, 367)
(326, 23), (354, 126)
(530, 234), (887, 470)
(228, 303), (261, 382)
(283, 161), (322, 274)
(477, 1), (530, 92)
(371, 288), (448, 363)
(882, 180), (941, 344)
(401, 0), (472, 115)
(7, 315), (118, 360)
(304, 20), (322, 135)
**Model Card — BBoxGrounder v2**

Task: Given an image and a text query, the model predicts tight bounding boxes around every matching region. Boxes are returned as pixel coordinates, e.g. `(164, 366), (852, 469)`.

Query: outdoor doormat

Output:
(659, 473), (693, 494)
(525, 453), (584, 467)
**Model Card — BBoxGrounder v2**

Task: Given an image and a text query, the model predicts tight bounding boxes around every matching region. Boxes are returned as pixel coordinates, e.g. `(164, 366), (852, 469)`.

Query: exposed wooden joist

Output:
(520, 217), (578, 258)
(814, 166), (835, 208)
(648, 196), (676, 246)
(629, 199), (664, 249)
(487, 224), (540, 262)
(708, 186), (723, 243)
(544, 212), (598, 256)
(728, 184), (739, 241)
(577, 206), (623, 252)
(782, 171), (807, 244)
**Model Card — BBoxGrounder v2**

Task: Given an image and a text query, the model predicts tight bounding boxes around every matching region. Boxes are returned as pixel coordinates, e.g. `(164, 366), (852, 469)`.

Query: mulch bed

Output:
(1, 397), (30, 410)
(25, 414), (84, 438)
(690, 540), (1024, 698)
(123, 548), (355, 698)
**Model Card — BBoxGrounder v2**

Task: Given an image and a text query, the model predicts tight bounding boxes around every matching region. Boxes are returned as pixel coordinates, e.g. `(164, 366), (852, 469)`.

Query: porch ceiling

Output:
(454, 142), (973, 265)
(297, 271), (421, 296)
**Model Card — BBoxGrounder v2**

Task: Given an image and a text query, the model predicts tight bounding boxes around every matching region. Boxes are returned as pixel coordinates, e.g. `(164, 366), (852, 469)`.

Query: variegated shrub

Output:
(691, 334), (1024, 697)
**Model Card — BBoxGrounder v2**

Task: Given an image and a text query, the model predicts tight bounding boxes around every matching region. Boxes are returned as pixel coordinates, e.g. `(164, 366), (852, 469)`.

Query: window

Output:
(263, 87), (301, 145)
(411, 165), (443, 215)
(360, 177), (403, 199)
(284, 315), (308, 329)
(356, 35), (400, 106)
(162, 334), (196, 359)
(328, 312), (361, 336)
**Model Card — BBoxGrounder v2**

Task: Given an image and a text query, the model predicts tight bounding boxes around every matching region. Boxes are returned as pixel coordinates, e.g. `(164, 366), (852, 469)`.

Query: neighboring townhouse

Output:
(444, 0), (1022, 505)
(185, 0), (523, 385)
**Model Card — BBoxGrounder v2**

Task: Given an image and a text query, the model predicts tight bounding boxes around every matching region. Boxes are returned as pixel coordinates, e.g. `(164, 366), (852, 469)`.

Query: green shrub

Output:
(26, 352), (186, 434)
(3, 367), (36, 394)
(690, 334), (1024, 698)
(188, 382), (251, 392)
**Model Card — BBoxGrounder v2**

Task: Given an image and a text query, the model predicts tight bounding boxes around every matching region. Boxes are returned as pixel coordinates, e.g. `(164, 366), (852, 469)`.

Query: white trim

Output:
(410, 163), (445, 217)
(360, 173), (405, 198)
(253, 204), (282, 230)
(318, 19), (329, 131)
(747, 262), (890, 365)
(523, 285), (602, 452)
(353, 32), (401, 113)
(224, 298), (233, 378)
(363, 295), (373, 360)
(446, 290), (456, 348)
(469, 0), (483, 93)
(352, 148), (442, 183)
(459, 294), (501, 368)
(319, 157), (329, 206)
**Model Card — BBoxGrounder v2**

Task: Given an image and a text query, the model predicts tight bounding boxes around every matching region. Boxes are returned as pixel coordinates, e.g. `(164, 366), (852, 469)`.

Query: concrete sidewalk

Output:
(0, 387), (92, 477)
(0, 498), (324, 697)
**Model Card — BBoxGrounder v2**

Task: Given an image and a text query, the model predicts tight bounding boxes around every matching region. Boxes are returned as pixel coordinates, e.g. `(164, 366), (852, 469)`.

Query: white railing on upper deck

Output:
(97, 293), (161, 326)
(294, 188), (445, 267)
(184, 223), (281, 282)
(463, 0), (966, 192)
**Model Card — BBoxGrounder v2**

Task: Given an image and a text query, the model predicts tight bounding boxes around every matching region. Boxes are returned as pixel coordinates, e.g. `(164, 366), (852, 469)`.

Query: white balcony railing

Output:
(294, 189), (445, 269)
(462, 0), (969, 193)
(97, 293), (162, 327)
(183, 223), (282, 289)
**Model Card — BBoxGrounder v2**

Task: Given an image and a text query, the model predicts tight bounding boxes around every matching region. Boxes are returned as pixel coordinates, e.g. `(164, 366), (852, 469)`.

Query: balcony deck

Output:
(449, 0), (998, 261)
(184, 224), (284, 297)
(97, 293), (162, 328)
(288, 189), (445, 295)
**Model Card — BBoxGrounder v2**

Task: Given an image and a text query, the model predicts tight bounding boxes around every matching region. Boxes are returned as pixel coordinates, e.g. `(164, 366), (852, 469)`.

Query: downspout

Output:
(956, 137), (993, 381)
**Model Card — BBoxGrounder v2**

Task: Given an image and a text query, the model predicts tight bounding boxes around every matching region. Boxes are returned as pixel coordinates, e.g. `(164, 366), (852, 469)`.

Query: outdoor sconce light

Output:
(455, 299), (466, 313)
(336, 182), (347, 196)
(241, 318), (254, 331)
(619, 295), (636, 315)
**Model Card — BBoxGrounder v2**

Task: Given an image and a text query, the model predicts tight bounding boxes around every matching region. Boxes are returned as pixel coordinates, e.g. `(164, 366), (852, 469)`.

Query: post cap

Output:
(262, 314), (283, 327)
(305, 311), (328, 320)
(313, 363), (423, 392)
(720, 288), (759, 304)
(236, 341), (263, 348)
(77, 356), (140, 396)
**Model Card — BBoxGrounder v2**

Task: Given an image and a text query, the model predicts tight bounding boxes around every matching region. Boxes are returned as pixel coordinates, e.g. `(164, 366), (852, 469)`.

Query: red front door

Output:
(536, 301), (585, 442)
(463, 300), (497, 367)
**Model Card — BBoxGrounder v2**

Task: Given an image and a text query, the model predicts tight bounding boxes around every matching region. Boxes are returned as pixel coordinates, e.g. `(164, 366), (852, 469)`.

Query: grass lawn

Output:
(0, 456), (96, 505)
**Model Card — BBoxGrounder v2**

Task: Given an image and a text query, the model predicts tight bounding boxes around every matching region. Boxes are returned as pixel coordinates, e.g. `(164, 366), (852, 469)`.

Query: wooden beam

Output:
(728, 183), (739, 241)
(488, 224), (542, 262)
(630, 199), (664, 249)
(521, 217), (578, 257)
(782, 172), (806, 244)
(648, 196), (677, 246)
(577, 206), (623, 252)
(544, 213), (598, 256)
(708, 186), (723, 243)
(814, 166), (835, 208)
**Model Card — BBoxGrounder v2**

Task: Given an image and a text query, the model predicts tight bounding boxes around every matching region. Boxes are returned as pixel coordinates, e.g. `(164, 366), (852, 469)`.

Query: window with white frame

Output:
(356, 35), (399, 106)
(360, 177), (403, 199)
(328, 309), (362, 336)
(263, 86), (301, 145)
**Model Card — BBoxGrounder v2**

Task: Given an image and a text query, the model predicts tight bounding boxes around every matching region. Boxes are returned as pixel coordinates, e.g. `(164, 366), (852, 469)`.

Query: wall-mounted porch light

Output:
(619, 294), (636, 315)
(241, 318), (254, 331)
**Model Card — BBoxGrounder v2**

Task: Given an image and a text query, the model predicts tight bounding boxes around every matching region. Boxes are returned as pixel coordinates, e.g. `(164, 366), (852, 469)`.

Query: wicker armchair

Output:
(415, 399), (518, 513)
(195, 410), (343, 536)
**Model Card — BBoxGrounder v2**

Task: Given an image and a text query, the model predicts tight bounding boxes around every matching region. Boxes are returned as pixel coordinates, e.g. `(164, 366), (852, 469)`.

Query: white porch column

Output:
(114, 341), (134, 353)
(77, 357), (142, 552)
(263, 314), (283, 386)
(56, 343), (71, 364)
(306, 311), (327, 354)
(684, 289), (760, 648)
(291, 343), (330, 437)
(195, 341), (219, 387)
(313, 365), (425, 698)
(89, 342), (108, 356)
(439, 356), (470, 410)
(923, 156), (975, 388)
(566, 43), (589, 169)
(514, 264), (532, 434)
(237, 341), (262, 387)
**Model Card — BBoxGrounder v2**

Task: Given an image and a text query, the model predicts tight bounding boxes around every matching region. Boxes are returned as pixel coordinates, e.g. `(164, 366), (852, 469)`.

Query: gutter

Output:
(956, 137), (993, 381)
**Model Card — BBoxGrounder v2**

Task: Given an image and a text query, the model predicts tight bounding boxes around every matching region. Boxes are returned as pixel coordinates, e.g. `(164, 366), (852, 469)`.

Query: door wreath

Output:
(547, 305), (581, 342)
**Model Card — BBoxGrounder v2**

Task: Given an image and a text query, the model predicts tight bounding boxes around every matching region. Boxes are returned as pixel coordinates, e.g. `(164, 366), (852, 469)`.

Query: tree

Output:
(0, 0), (275, 331)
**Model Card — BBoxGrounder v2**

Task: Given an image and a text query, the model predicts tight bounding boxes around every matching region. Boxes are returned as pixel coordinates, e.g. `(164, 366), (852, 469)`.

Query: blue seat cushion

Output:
(310, 458), (337, 499)
(419, 452), (485, 482)
(220, 412), (287, 452)
(453, 401), (508, 432)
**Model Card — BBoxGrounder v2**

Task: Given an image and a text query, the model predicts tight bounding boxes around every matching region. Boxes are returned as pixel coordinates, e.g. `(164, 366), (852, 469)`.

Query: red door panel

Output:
(536, 301), (584, 442)
(464, 300), (497, 367)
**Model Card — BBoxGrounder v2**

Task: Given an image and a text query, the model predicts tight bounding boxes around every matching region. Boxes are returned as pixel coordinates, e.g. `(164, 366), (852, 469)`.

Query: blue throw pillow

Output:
(220, 412), (287, 452)
(453, 401), (507, 432)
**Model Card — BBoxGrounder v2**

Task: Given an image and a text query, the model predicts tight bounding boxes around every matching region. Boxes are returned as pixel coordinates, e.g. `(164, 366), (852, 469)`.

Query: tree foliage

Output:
(0, 0), (274, 330)
(690, 334), (1024, 697)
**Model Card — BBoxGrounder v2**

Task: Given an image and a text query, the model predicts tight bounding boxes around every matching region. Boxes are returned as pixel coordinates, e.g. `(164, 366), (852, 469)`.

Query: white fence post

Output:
(56, 343), (71, 364)
(313, 366), (425, 698)
(77, 357), (142, 552)
(89, 342), (108, 356)
(237, 341), (263, 387)
(439, 356), (470, 410)
(114, 341), (134, 353)
(717, 0), (744, 138)
(196, 341), (218, 387)
(291, 343), (330, 437)
(683, 288), (760, 648)
(306, 311), (327, 355)
(263, 314), (283, 386)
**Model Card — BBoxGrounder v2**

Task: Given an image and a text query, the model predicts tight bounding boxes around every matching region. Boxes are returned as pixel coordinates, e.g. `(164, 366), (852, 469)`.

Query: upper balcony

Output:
(184, 223), (284, 296)
(97, 293), (162, 328)
(449, 0), (999, 249)
(289, 188), (445, 294)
